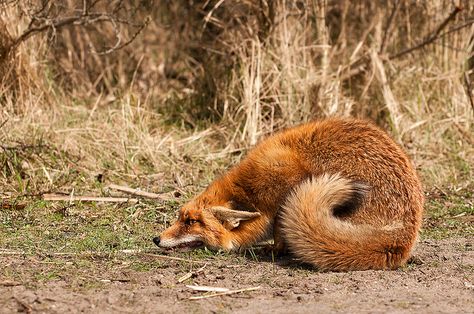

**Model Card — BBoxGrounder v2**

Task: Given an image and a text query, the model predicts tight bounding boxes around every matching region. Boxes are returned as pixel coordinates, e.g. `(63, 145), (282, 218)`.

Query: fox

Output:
(153, 118), (424, 271)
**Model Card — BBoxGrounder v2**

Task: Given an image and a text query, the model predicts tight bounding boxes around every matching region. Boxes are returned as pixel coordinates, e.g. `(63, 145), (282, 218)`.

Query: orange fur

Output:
(156, 118), (424, 271)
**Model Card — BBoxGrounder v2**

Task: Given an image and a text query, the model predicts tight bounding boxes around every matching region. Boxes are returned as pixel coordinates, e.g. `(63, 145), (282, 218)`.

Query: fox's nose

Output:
(153, 236), (161, 246)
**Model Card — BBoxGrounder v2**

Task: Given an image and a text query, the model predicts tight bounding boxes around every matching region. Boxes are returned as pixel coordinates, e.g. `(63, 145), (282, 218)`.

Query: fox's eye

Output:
(186, 219), (198, 225)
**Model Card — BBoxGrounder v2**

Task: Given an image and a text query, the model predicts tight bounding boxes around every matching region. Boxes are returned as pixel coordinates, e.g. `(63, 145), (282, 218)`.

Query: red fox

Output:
(153, 118), (424, 271)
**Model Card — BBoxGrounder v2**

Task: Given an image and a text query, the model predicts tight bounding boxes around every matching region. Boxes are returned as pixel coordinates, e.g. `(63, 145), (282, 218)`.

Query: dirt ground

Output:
(1, 237), (473, 314)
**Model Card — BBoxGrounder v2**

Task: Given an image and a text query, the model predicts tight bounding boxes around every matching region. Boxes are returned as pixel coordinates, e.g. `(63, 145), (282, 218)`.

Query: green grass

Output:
(425, 193), (474, 218)
(0, 199), (166, 254)
(421, 192), (474, 240)
(1, 185), (472, 260)
(3, 191), (471, 256)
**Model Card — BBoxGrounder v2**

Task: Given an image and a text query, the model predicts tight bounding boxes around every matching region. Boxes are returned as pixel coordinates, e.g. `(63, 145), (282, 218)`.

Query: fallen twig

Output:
(451, 212), (467, 218)
(186, 285), (229, 292)
(42, 194), (139, 203)
(0, 249), (26, 255)
(107, 184), (171, 200)
(100, 278), (131, 283)
(178, 263), (208, 283)
(189, 286), (261, 300)
(0, 280), (22, 286)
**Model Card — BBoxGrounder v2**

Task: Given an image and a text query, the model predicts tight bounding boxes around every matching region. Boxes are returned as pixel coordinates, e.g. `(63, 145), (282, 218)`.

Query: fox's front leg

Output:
(272, 214), (287, 255)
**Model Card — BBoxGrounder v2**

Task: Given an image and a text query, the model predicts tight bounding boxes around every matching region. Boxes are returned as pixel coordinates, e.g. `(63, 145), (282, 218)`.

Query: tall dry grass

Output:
(1, 0), (473, 200)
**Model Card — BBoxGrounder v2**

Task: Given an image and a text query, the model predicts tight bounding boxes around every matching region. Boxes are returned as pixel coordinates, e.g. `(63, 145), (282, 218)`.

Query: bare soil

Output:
(1, 237), (473, 314)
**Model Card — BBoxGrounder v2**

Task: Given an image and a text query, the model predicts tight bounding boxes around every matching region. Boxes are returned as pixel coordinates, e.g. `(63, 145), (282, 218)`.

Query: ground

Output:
(0, 238), (473, 313)
(0, 193), (473, 313)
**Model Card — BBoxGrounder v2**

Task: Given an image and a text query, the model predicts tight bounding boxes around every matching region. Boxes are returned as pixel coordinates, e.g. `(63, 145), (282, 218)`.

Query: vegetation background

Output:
(1, 0), (473, 197)
(0, 0), (473, 312)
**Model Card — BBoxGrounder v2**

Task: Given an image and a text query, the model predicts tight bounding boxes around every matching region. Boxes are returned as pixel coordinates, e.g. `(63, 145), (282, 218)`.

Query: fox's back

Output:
(245, 118), (424, 226)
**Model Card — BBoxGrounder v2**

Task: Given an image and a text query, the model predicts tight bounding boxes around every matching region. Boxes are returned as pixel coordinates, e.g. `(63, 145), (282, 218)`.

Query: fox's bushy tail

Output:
(281, 174), (415, 271)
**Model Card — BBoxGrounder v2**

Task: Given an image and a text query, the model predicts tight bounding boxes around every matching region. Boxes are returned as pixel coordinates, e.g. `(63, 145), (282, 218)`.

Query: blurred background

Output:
(1, 0), (473, 199)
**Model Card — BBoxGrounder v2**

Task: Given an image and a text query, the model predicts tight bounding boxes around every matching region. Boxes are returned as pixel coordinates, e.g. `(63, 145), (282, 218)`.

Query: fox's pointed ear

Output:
(209, 206), (261, 230)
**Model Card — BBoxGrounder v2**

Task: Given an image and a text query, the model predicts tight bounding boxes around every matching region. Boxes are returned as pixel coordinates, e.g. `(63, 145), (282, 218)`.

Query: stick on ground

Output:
(178, 263), (208, 283)
(186, 285), (229, 292)
(43, 194), (139, 203)
(108, 184), (173, 200)
(189, 286), (261, 300)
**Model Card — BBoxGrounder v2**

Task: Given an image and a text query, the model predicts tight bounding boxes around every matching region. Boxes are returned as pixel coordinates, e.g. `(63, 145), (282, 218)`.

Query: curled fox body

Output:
(154, 118), (424, 271)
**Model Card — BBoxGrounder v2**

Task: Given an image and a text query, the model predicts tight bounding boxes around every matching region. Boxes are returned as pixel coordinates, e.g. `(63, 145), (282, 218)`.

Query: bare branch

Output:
(88, 14), (121, 54)
(389, 5), (462, 60)
(93, 16), (150, 55)
(379, 0), (400, 54)
(341, 5), (466, 82)
(12, 15), (93, 48)
(7, 1), (149, 55)
(438, 18), (474, 38)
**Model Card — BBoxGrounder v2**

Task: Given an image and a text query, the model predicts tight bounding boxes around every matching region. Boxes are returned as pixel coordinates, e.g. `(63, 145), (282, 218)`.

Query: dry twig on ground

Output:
(188, 286), (261, 300)
(178, 263), (208, 283)
(108, 184), (172, 201)
(42, 194), (139, 203)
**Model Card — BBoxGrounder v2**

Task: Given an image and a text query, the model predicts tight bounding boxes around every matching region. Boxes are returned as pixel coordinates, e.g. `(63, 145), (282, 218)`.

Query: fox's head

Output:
(153, 200), (261, 251)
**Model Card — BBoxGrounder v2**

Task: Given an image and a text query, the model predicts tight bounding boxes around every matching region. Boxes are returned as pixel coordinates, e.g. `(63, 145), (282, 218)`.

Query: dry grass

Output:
(0, 0), (473, 204)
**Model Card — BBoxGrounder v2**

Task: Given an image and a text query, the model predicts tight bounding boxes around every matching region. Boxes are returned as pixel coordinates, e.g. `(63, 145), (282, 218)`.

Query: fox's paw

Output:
(263, 241), (288, 257)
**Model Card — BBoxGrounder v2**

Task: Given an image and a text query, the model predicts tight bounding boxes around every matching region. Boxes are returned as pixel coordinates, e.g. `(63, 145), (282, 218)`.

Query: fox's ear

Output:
(209, 206), (261, 230)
